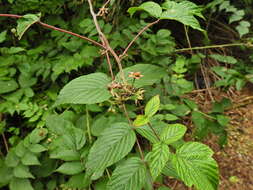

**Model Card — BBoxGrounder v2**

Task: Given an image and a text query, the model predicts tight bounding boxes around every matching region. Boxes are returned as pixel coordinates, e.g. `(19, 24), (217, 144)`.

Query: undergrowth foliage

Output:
(0, 0), (252, 190)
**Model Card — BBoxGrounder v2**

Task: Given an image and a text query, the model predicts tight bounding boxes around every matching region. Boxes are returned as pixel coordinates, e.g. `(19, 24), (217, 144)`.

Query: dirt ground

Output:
(211, 87), (253, 190)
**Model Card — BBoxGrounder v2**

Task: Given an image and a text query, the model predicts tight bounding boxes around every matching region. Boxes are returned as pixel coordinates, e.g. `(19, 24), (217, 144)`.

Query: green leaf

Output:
(55, 73), (111, 105)
(17, 13), (41, 40)
(192, 111), (209, 140)
(29, 144), (47, 153)
(163, 114), (179, 121)
(236, 21), (250, 37)
(29, 128), (48, 144)
(86, 122), (136, 173)
(5, 149), (19, 167)
(65, 173), (89, 189)
(0, 80), (19, 94)
(50, 149), (80, 161)
(9, 178), (34, 190)
(209, 54), (237, 64)
(56, 161), (84, 175)
(13, 164), (34, 178)
(172, 142), (219, 190)
(145, 95), (160, 118)
(216, 115), (230, 126)
(117, 64), (167, 88)
(0, 30), (7, 43)
(161, 124), (187, 144)
(128, 2), (162, 18)
(133, 115), (149, 127)
(146, 142), (171, 179)
(107, 157), (147, 190)
(160, 1), (204, 31)
(21, 151), (40, 166)
(136, 125), (160, 144)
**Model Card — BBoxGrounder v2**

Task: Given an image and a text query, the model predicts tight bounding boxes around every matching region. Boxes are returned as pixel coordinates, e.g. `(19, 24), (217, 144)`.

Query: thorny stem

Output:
(87, 0), (125, 82)
(120, 19), (160, 60)
(0, 14), (105, 49)
(175, 42), (253, 52)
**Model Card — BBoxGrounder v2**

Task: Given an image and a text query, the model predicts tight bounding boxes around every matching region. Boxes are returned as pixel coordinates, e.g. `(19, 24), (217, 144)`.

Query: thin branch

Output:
(175, 42), (253, 52)
(87, 0), (125, 82)
(184, 25), (193, 54)
(0, 13), (105, 49)
(120, 19), (160, 60)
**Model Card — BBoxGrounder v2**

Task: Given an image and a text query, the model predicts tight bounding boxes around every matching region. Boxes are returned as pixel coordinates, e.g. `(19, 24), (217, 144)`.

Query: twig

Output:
(120, 19), (160, 60)
(87, 0), (125, 82)
(0, 14), (105, 49)
(184, 25), (193, 54)
(175, 42), (253, 52)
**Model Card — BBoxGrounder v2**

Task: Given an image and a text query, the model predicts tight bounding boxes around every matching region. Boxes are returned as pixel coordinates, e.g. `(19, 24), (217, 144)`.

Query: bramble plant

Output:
(0, 0), (253, 190)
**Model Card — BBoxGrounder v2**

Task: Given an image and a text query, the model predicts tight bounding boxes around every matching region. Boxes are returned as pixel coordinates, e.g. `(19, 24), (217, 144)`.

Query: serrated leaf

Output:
(55, 73), (111, 105)
(146, 142), (171, 179)
(107, 157), (147, 190)
(145, 95), (160, 118)
(161, 124), (187, 145)
(116, 64), (167, 88)
(9, 178), (34, 190)
(13, 164), (34, 178)
(128, 2), (162, 18)
(133, 115), (149, 127)
(17, 13), (41, 40)
(0, 80), (18, 94)
(0, 30), (7, 43)
(172, 142), (219, 190)
(86, 122), (136, 173)
(160, 1), (204, 31)
(56, 161), (84, 175)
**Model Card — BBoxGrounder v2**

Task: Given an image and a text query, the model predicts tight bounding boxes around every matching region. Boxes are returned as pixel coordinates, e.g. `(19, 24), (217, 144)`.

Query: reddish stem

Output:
(0, 13), (105, 49)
